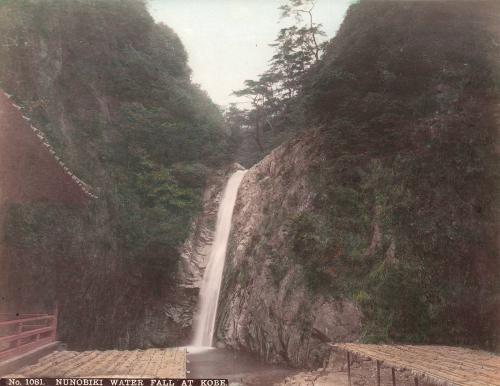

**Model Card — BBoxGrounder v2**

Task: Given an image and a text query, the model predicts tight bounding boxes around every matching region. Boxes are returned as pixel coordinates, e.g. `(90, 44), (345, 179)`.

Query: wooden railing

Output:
(0, 307), (58, 362)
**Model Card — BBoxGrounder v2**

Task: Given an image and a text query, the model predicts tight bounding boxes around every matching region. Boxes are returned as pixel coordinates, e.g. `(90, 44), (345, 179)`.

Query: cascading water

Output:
(191, 169), (247, 348)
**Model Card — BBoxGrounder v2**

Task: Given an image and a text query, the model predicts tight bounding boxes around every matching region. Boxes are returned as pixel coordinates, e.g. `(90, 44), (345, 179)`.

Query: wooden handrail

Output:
(0, 315), (54, 327)
(0, 307), (58, 362)
(0, 326), (53, 344)
(22, 324), (50, 329)
(0, 336), (54, 361)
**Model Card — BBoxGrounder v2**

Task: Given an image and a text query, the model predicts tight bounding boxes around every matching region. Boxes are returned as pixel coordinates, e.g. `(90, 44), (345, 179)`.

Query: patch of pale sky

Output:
(148, 0), (355, 107)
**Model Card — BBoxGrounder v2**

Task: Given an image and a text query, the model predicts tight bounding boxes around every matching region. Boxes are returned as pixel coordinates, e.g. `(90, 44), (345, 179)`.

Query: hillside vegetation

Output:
(301, 1), (500, 347)
(0, 0), (229, 348)
(218, 1), (499, 366)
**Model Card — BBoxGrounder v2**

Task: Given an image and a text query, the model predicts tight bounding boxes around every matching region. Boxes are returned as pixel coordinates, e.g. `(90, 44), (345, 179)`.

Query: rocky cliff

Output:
(215, 0), (500, 367)
(171, 164), (243, 344)
(179, 164), (244, 290)
(216, 131), (362, 368)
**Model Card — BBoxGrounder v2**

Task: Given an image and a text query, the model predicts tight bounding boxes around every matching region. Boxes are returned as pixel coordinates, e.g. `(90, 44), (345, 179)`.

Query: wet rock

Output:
(174, 163), (244, 343)
(179, 163), (245, 288)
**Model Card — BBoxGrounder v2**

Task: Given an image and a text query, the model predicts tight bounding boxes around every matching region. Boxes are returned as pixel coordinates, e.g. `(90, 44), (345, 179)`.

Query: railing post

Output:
(392, 368), (396, 386)
(376, 360), (381, 386)
(1, 313), (57, 361)
(347, 351), (351, 386)
(52, 303), (58, 341)
(15, 319), (23, 347)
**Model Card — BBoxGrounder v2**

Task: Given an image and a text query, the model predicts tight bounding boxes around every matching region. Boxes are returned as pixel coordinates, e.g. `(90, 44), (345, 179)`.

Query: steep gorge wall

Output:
(0, 0), (229, 349)
(216, 131), (362, 368)
(216, 0), (500, 367)
(178, 165), (243, 290)
(170, 164), (242, 344)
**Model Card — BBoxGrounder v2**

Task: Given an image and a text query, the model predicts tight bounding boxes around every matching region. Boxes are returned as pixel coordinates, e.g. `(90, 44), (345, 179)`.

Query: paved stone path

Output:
(6, 348), (186, 378)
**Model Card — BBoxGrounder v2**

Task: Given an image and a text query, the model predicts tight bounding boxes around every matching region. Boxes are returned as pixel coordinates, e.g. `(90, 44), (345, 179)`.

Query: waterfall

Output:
(192, 169), (246, 347)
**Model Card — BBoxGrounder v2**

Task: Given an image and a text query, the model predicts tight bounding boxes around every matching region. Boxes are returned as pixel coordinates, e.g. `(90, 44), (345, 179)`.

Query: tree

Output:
(232, 0), (326, 160)
(279, 0), (326, 61)
(233, 75), (278, 151)
(269, 25), (322, 100)
(225, 104), (249, 137)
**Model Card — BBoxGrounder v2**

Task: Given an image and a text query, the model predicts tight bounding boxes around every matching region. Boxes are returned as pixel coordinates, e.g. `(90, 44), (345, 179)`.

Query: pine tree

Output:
(233, 0), (326, 158)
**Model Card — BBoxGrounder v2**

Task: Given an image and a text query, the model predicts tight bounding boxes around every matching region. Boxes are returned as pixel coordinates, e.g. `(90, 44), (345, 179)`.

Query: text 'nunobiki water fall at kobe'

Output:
(191, 169), (247, 348)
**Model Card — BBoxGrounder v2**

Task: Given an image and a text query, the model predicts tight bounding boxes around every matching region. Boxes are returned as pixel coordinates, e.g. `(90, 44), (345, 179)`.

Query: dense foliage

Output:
(286, 1), (499, 348)
(0, 0), (229, 347)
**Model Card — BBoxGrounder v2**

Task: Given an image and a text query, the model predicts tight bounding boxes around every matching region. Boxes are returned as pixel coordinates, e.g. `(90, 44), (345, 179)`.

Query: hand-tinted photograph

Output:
(0, 1), (498, 385)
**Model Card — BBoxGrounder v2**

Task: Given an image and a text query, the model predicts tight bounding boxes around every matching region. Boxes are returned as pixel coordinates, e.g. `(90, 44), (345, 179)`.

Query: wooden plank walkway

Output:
(4, 348), (186, 378)
(334, 343), (500, 386)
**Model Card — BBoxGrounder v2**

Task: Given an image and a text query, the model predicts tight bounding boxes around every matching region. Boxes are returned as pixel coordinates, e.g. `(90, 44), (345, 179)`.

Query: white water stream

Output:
(191, 169), (247, 347)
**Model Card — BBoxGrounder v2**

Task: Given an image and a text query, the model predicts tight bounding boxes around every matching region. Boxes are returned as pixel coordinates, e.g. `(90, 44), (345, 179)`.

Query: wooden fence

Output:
(0, 307), (58, 362)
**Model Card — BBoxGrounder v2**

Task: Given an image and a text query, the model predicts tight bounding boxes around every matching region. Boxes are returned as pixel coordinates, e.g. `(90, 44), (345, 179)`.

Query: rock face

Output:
(178, 165), (243, 289)
(171, 164), (244, 345)
(216, 130), (362, 368)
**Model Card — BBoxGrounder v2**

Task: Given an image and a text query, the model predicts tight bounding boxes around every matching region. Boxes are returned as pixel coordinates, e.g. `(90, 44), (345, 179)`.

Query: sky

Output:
(149, 0), (354, 107)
